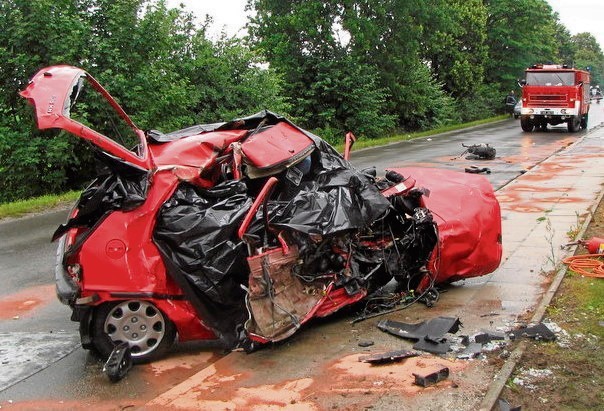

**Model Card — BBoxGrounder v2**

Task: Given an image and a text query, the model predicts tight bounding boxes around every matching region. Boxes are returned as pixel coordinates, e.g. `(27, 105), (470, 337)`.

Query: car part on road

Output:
(377, 317), (462, 354)
(474, 331), (506, 344)
(465, 166), (491, 174)
(452, 143), (496, 160)
(102, 341), (133, 382)
(412, 336), (452, 354)
(497, 398), (522, 411)
(358, 349), (419, 364)
(456, 342), (483, 359)
(412, 367), (450, 387)
(508, 323), (556, 342)
(377, 317), (462, 341)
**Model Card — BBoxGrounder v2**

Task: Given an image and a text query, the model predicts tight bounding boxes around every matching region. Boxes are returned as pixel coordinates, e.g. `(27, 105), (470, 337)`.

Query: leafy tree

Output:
(484, 0), (559, 92)
(422, 0), (488, 99)
(248, 0), (394, 139)
(0, 0), (287, 202)
(571, 33), (604, 86)
(553, 21), (576, 66)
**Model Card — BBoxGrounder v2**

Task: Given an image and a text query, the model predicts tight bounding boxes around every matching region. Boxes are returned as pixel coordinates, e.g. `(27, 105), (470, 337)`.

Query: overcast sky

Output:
(168, 0), (604, 49)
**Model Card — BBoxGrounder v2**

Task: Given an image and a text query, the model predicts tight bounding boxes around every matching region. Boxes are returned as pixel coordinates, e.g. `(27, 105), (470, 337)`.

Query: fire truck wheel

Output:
(92, 300), (176, 363)
(520, 116), (534, 132)
(581, 114), (588, 129)
(568, 116), (580, 132)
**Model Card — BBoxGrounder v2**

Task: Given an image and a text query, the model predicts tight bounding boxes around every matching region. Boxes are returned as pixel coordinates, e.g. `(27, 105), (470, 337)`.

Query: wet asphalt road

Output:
(1, 108), (603, 406)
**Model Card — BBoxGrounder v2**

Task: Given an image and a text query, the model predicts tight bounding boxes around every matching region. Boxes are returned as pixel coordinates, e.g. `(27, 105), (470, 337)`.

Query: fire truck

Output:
(518, 64), (590, 132)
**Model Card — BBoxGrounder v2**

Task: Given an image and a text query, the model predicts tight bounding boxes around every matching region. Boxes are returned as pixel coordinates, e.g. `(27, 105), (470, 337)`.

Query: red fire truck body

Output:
(519, 64), (590, 132)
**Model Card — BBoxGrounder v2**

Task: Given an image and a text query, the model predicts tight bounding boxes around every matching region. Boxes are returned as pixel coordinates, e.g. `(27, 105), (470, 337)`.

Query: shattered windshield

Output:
(526, 72), (575, 86)
(69, 76), (141, 155)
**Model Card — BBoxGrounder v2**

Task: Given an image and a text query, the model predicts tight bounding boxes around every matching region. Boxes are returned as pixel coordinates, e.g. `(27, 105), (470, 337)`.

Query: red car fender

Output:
(387, 167), (502, 290)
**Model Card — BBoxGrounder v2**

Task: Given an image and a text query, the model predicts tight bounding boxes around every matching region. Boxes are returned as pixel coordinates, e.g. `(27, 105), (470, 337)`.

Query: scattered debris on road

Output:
(465, 166), (491, 174)
(452, 143), (496, 160)
(509, 323), (556, 342)
(412, 366), (450, 387)
(103, 342), (133, 382)
(358, 350), (419, 364)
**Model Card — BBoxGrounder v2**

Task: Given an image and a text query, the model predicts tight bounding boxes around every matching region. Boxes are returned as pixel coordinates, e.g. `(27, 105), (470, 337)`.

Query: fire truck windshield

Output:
(526, 72), (575, 86)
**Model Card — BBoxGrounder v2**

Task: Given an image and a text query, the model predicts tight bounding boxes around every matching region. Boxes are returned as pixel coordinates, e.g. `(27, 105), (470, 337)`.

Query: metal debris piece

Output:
(464, 143), (496, 160)
(465, 166), (491, 174)
(377, 317), (462, 341)
(453, 143), (496, 160)
(474, 331), (506, 344)
(103, 342), (133, 382)
(358, 350), (419, 364)
(457, 342), (483, 359)
(413, 338), (451, 354)
(509, 323), (556, 342)
(412, 367), (450, 387)
(498, 398), (522, 411)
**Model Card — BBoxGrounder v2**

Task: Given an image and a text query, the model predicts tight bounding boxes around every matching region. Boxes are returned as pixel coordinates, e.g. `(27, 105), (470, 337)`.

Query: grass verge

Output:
(0, 190), (80, 220)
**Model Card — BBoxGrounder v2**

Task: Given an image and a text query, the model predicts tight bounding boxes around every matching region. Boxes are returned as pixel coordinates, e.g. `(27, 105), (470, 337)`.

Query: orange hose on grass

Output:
(562, 254), (604, 278)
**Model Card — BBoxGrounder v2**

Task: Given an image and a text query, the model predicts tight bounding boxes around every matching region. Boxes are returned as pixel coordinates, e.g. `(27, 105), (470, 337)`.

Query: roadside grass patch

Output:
(0, 191), (79, 219)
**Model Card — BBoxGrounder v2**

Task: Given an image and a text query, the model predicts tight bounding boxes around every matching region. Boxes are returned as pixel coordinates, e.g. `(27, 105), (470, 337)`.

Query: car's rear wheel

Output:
(520, 116), (534, 132)
(92, 300), (176, 363)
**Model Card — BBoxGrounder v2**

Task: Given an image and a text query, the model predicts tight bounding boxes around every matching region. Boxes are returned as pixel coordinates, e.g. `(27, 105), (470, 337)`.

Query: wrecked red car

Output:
(21, 65), (502, 362)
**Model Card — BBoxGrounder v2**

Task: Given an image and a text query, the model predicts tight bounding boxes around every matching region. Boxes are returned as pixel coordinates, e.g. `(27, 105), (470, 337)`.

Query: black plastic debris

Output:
(457, 143), (496, 160)
(377, 317), (462, 341)
(103, 342), (133, 382)
(509, 323), (556, 342)
(465, 166), (491, 174)
(413, 337), (451, 354)
(498, 398), (522, 411)
(457, 342), (483, 359)
(474, 331), (506, 344)
(377, 317), (461, 355)
(358, 350), (419, 364)
(52, 151), (149, 241)
(413, 367), (450, 387)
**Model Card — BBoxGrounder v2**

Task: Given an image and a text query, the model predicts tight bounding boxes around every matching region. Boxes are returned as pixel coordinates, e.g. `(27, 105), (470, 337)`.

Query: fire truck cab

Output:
(519, 64), (590, 132)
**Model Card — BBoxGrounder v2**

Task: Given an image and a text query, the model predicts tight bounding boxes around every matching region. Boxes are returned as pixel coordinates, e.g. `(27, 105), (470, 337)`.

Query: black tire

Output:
(567, 115), (580, 132)
(581, 113), (588, 129)
(520, 116), (534, 132)
(92, 300), (176, 363)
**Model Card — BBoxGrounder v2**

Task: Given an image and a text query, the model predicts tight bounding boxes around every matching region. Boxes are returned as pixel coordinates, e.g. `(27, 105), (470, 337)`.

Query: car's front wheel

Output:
(92, 300), (176, 363)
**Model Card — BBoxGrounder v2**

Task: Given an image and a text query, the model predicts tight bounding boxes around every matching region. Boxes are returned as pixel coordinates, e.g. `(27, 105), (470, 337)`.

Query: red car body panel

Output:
(20, 65), (151, 170)
(388, 167), (502, 290)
